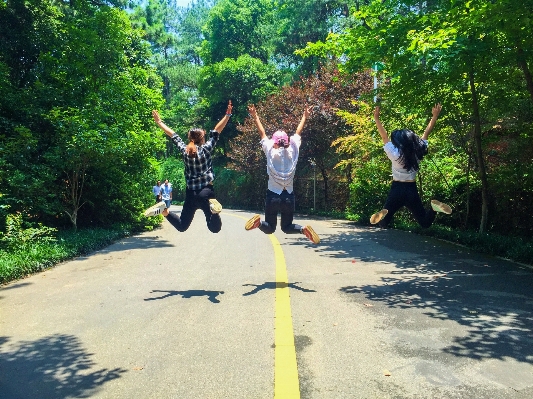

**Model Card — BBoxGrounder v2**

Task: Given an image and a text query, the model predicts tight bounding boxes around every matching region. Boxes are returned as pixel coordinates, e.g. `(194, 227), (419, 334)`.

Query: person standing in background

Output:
(160, 179), (172, 209)
(152, 180), (162, 203)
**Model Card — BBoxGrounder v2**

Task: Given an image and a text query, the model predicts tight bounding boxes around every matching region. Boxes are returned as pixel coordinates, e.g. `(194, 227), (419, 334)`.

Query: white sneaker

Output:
(144, 202), (166, 217)
(431, 200), (452, 214)
(209, 199), (222, 214)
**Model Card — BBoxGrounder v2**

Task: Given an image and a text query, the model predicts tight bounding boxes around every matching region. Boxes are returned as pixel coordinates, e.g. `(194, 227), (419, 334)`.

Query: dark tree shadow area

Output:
(0, 334), (126, 399)
(1, 282), (33, 291)
(286, 223), (533, 366)
(145, 289), (225, 303)
(74, 235), (174, 261)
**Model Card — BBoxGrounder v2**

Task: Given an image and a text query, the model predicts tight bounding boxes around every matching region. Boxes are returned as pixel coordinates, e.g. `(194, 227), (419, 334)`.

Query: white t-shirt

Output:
(160, 183), (172, 200)
(383, 140), (428, 181)
(261, 134), (301, 194)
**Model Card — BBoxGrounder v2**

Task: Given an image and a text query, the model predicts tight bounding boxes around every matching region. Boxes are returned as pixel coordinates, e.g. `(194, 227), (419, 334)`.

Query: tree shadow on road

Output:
(74, 235), (174, 261)
(0, 282), (33, 291)
(286, 223), (533, 366)
(0, 334), (126, 399)
(145, 289), (225, 303)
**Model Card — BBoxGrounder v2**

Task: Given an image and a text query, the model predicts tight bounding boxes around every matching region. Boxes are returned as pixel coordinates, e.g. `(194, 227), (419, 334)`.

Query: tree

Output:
(301, 0), (533, 233)
(271, 0), (351, 80)
(229, 64), (372, 210)
(200, 0), (273, 65)
(0, 0), (164, 230)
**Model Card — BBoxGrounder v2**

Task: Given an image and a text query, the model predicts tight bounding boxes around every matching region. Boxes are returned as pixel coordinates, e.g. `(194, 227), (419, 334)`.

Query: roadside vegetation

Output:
(0, 213), (161, 285)
(1, 0), (532, 284)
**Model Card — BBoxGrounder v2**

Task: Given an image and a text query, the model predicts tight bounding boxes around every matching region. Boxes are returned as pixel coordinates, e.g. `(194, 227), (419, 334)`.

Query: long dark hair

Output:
(390, 129), (428, 171)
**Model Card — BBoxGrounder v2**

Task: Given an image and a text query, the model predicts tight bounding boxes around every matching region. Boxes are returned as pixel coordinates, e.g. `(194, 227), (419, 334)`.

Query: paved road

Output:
(1, 207), (533, 399)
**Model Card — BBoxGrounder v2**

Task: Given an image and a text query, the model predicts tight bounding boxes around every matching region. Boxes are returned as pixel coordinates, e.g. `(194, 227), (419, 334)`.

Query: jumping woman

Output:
(244, 104), (320, 244)
(370, 103), (452, 228)
(144, 100), (233, 233)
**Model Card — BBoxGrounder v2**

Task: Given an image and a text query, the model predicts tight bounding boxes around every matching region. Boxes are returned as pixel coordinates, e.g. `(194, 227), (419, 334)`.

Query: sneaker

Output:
(431, 200), (452, 215)
(370, 209), (388, 224)
(144, 202), (166, 217)
(302, 225), (320, 244)
(245, 214), (261, 230)
(209, 199), (222, 214)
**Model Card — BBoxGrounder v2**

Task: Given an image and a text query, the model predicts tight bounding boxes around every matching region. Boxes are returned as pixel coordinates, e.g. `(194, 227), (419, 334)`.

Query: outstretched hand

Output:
(373, 106), (381, 120)
(152, 110), (162, 124)
(226, 100), (233, 115)
(432, 103), (442, 118)
(304, 104), (313, 118)
(247, 104), (257, 117)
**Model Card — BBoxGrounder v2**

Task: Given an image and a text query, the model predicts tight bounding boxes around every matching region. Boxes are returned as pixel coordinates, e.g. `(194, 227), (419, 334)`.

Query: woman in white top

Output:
(244, 104), (320, 244)
(370, 104), (452, 228)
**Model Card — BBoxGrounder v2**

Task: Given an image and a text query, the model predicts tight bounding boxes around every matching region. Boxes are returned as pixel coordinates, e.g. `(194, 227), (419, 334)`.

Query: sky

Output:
(175, 0), (191, 7)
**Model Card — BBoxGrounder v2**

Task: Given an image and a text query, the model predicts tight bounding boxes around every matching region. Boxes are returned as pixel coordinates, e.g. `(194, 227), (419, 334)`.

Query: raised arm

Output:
(373, 106), (389, 144)
(213, 100), (233, 133)
(248, 104), (266, 140)
(152, 110), (176, 138)
(421, 103), (442, 140)
(295, 104), (312, 136)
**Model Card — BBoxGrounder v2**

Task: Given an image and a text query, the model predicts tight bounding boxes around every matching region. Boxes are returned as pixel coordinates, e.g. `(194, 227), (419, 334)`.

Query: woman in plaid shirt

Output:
(145, 101), (232, 233)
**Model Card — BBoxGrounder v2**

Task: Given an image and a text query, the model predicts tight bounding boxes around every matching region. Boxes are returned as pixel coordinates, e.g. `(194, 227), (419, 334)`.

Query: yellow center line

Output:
(226, 213), (300, 398)
(269, 234), (300, 399)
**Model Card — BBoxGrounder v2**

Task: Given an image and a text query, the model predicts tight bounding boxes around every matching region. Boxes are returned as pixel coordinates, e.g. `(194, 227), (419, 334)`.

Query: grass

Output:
(0, 225), (151, 285)
(390, 220), (533, 266)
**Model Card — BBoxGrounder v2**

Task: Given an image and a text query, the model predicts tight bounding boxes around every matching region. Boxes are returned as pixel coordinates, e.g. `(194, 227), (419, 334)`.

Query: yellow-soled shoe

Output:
(431, 200), (452, 215)
(370, 209), (388, 224)
(245, 214), (261, 230)
(302, 225), (320, 244)
(209, 199), (222, 214)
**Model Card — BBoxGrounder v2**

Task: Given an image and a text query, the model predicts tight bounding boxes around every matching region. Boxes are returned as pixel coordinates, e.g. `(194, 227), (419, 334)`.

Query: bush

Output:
(0, 224), (152, 285)
(397, 222), (533, 265)
(0, 214), (57, 251)
(346, 158), (390, 222)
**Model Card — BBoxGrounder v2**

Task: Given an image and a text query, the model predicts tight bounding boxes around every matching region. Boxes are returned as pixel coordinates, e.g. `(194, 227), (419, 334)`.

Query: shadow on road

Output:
(0, 334), (126, 399)
(242, 281), (317, 296)
(287, 222), (533, 367)
(145, 289), (225, 303)
(0, 282), (33, 291)
(74, 235), (174, 261)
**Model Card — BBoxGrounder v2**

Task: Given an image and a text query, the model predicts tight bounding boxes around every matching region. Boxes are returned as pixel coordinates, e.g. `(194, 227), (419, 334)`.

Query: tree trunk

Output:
(468, 68), (489, 233)
(320, 167), (329, 210)
(517, 47), (533, 104)
(65, 163), (87, 232)
(465, 148), (472, 228)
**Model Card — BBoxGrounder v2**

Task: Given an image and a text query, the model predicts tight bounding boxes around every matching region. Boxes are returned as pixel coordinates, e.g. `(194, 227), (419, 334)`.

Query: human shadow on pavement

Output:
(145, 289), (225, 303)
(0, 334), (126, 399)
(298, 224), (533, 367)
(242, 282), (317, 296)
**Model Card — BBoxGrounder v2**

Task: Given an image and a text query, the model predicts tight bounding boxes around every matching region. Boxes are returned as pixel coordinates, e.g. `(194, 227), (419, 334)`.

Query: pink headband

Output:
(272, 130), (289, 147)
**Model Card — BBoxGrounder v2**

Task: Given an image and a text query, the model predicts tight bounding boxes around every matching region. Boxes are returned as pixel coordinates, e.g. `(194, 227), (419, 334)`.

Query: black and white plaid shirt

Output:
(171, 130), (219, 190)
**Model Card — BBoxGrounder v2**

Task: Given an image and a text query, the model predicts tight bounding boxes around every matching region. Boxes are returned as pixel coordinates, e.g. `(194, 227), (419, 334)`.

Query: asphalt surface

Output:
(1, 207), (533, 398)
